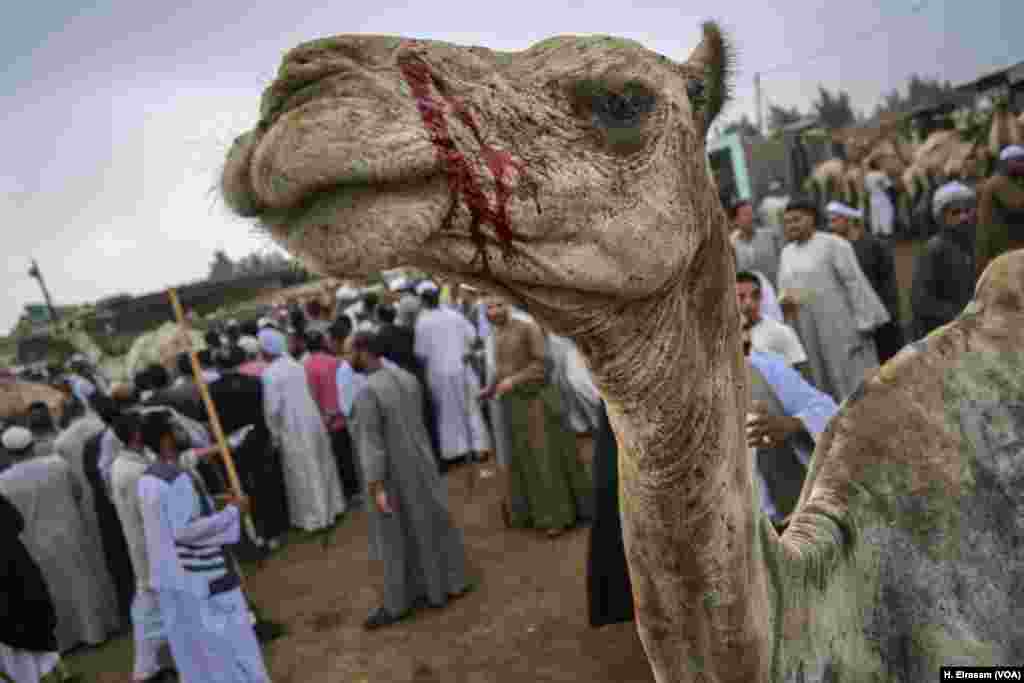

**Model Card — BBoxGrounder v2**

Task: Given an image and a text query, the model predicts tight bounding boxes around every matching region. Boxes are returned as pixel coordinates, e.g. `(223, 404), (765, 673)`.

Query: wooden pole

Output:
(164, 289), (290, 641)
(166, 288), (244, 496)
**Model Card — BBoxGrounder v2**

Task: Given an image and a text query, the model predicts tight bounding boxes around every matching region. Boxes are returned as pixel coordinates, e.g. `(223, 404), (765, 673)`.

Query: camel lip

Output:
(258, 168), (443, 226)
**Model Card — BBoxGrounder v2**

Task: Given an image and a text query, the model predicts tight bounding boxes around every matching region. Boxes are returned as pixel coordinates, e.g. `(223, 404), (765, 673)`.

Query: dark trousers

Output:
(874, 320), (906, 365)
(330, 427), (362, 498)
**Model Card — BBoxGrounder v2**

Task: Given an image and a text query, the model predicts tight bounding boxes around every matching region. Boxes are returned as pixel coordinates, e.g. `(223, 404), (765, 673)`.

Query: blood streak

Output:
(397, 52), (529, 273)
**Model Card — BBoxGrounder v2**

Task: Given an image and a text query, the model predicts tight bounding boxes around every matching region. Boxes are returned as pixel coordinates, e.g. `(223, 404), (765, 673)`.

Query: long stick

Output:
(166, 289), (243, 496)
(165, 290), (288, 640)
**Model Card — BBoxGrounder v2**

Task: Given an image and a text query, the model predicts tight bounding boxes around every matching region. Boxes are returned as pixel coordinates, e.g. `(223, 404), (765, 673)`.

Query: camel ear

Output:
(684, 21), (733, 135)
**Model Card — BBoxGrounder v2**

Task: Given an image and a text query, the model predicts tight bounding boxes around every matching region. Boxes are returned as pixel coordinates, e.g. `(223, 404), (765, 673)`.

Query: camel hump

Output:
(974, 248), (1024, 318)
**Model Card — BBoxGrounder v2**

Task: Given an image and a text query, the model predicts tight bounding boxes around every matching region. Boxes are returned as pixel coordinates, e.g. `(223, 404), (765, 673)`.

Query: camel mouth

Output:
(245, 96), (442, 215)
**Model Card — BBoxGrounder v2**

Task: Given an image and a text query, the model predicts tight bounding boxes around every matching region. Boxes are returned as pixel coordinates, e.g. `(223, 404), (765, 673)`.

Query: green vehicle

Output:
(706, 117), (837, 211)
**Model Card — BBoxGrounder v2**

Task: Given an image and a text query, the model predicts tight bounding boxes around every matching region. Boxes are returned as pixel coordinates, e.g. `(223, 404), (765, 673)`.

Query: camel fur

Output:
(220, 23), (1024, 682)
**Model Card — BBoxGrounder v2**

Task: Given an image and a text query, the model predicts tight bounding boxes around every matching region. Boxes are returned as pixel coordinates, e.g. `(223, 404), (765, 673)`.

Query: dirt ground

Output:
(67, 462), (655, 682)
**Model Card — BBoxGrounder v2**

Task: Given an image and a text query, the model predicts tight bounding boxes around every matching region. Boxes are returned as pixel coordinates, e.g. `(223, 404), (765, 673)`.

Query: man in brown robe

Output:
(479, 300), (589, 538)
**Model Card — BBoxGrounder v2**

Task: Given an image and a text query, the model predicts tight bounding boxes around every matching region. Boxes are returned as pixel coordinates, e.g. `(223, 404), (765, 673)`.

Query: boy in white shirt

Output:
(736, 271), (809, 376)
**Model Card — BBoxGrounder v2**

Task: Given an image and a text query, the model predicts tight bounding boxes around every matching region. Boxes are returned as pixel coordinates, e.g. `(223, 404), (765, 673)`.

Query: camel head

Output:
(221, 24), (732, 316)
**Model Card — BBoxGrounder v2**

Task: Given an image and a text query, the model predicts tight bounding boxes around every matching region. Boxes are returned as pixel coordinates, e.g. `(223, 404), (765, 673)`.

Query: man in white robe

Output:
(259, 328), (346, 532)
(865, 162), (895, 237)
(413, 283), (491, 468)
(136, 411), (270, 682)
(777, 198), (891, 401)
(0, 426), (122, 653)
(108, 415), (173, 682)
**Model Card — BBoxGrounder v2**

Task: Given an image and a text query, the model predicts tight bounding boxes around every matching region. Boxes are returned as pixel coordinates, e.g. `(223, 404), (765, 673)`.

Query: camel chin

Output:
(256, 176), (452, 279)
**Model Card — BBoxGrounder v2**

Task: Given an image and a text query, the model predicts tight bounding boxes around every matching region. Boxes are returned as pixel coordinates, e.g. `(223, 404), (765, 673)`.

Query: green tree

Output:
(208, 249), (236, 281)
(813, 86), (856, 130)
(873, 74), (973, 117)
(767, 104), (804, 134)
(721, 114), (761, 138)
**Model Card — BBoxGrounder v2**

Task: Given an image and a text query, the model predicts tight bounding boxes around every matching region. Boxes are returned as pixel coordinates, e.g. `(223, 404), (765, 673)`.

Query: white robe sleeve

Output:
(169, 476), (240, 549)
(261, 370), (285, 442)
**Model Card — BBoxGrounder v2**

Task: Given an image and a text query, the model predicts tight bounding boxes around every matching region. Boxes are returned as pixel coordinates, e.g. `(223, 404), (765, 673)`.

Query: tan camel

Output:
(902, 128), (986, 201)
(989, 102), (1023, 157)
(0, 377), (66, 423)
(220, 24), (1024, 681)
(808, 119), (912, 207)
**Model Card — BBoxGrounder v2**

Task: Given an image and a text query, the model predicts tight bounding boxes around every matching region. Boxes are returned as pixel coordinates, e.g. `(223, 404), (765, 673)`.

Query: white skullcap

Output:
(258, 328), (287, 357)
(999, 145), (1024, 162)
(932, 181), (976, 221)
(336, 285), (359, 301)
(2, 426), (34, 452)
(388, 277), (409, 292)
(415, 281), (439, 295)
(238, 335), (260, 356)
(825, 201), (863, 220)
(396, 296), (421, 321)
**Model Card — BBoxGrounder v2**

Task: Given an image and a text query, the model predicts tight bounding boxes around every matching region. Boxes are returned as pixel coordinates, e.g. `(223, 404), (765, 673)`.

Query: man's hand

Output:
(478, 384), (496, 401)
(216, 494), (251, 515)
(778, 296), (800, 324)
(374, 488), (393, 515)
(195, 445), (221, 460)
(493, 379), (514, 397)
(746, 410), (802, 449)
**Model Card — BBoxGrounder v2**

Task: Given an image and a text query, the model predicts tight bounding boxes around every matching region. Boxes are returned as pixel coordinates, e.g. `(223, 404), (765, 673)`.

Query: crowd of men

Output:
(0, 275), (603, 681)
(2, 144), (1021, 682)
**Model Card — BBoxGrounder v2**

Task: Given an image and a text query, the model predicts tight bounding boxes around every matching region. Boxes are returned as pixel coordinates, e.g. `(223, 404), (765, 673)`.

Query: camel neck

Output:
(573, 233), (773, 682)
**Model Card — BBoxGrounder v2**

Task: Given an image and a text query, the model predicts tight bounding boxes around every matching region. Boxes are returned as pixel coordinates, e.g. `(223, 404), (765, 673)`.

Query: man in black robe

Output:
(81, 394), (136, 626)
(204, 346), (291, 551)
(1, 492), (61, 679)
(585, 403), (634, 627)
(143, 353), (204, 422)
(827, 201), (906, 363)
(911, 181), (978, 339)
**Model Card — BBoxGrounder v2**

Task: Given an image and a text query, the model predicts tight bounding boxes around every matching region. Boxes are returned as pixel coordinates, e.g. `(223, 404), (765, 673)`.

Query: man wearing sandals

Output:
(345, 331), (472, 630)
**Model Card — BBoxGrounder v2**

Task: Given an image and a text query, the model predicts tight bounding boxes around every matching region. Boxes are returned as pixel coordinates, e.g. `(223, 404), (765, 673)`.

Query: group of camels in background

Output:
(807, 103), (1024, 218)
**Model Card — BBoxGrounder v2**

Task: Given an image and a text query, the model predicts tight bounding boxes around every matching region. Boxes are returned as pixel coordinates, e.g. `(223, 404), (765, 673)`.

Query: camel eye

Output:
(593, 86), (656, 129)
(572, 79), (657, 129)
(687, 78), (706, 108)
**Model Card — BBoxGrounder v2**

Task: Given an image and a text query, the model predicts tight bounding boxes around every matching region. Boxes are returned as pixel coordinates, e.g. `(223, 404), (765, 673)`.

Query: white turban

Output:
(2, 426), (34, 453)
(396, 295), (421, 324)
(932, 181), (976, 222)
(258, 328), (287, 357)
(415, 281), (439, 295)
(336, 285), (359, 301)
(999, 145), (1024, 162)
(825, 201), (863, 220)
(238, 335), (260, 356)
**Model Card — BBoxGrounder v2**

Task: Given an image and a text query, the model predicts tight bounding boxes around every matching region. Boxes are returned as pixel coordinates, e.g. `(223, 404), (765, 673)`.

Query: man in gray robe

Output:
(730, 199), (782, 286)
(0, 426), (121, 653)
(777, 198), (891, 401)
(346, 331), (471, 630)
(51, 403), (123, 632)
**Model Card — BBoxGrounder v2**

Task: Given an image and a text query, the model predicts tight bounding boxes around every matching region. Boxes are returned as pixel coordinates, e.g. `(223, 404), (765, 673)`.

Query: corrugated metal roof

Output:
(956, 61), (1024, 93)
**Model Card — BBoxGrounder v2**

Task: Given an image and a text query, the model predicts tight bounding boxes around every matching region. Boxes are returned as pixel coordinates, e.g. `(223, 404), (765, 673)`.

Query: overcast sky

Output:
(3, 0), (1020, 333)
